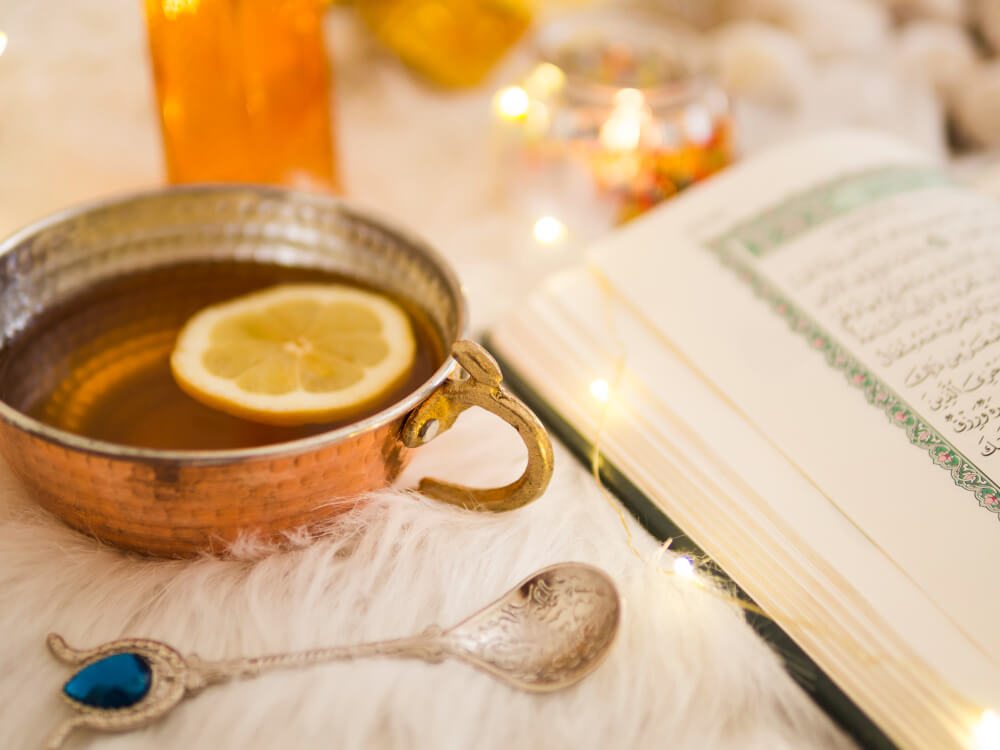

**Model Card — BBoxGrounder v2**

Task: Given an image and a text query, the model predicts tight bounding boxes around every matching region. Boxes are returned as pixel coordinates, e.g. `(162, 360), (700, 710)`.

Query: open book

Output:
(487, 131), (1000, 750)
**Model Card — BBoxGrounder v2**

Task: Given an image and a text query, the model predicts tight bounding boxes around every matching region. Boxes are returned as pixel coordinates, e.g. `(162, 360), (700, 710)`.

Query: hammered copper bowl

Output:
(0, 186), (553, 557)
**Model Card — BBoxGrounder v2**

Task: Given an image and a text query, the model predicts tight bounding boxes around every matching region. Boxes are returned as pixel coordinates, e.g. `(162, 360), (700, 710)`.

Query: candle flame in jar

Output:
(600, 88), (647, 152)
(0, 30), (7, 57)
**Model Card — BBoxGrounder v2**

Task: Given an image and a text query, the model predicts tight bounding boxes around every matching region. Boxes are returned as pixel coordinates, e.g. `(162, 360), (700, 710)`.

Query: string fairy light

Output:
(976, 710), (1000, 750)
(533, 215), (566, 244)
(599, 88), (646, 152)
(672, 555), (695, 580)
(495, 86), (529, 120)
(589, 378), (611, 403)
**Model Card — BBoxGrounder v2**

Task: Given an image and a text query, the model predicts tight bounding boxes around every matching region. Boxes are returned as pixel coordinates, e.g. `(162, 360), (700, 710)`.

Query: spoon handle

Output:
(44, 627), (451, 749)
(187, 626), (448, 687)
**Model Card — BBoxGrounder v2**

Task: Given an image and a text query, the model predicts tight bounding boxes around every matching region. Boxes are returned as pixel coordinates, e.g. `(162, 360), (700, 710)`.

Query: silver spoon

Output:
(45, 562), (621, 748)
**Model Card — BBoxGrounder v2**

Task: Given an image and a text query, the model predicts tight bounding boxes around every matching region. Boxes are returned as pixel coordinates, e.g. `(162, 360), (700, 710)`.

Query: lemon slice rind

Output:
(170, 284), (416, 426)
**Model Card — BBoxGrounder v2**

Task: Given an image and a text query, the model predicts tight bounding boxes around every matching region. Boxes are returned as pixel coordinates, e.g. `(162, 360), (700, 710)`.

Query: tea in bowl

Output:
(0, 187), (553, 557)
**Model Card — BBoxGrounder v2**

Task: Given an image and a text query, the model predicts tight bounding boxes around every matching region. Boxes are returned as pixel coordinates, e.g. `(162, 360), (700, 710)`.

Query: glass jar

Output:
(494, 8), (733, 240)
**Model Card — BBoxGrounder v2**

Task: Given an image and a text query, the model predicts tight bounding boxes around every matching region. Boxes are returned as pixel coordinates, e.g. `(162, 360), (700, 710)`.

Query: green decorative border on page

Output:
(717, 166), (947, 258)
(705, 166), (1000, 518)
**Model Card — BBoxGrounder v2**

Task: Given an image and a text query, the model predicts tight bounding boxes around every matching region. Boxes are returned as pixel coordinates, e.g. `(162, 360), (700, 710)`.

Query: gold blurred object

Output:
(144, 0), (339, 190)
(358, 0), (532, 87)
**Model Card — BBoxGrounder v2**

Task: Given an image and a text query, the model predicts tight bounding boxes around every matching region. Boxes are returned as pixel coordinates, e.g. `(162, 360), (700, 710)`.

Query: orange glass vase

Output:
(144, 0), (339, 190)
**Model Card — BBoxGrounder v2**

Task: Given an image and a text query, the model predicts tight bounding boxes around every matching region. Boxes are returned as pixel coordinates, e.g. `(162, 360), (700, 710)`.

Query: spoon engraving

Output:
(45, 562), (620, 748)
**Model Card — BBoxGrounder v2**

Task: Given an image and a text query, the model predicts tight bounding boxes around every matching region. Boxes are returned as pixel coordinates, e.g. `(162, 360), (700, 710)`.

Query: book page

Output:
(495, 266), (996, 746)
(590, 131), (1000, 706)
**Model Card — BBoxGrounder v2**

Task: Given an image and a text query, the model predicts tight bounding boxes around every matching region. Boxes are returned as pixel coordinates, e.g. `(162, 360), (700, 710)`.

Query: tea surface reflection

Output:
(0, 262), (442, 451)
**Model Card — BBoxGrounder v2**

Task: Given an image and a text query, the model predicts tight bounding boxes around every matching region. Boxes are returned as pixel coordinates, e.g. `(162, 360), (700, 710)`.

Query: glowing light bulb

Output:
(0, 30), (8, 57)
(589, 378), (611, 403)
(533, 216), (566, 244)
(673, 556), (695, 579)
(496, 86), (529, 119)
(975, 710), (1000, 750)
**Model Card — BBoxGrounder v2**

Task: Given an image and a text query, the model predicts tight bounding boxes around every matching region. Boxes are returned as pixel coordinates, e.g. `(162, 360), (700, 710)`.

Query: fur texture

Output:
(1, 409), (853, 749)
(0, 4), (853, 748)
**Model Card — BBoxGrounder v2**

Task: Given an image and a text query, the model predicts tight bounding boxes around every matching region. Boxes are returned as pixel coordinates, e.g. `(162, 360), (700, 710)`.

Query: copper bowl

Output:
(0, 186), (553, 557)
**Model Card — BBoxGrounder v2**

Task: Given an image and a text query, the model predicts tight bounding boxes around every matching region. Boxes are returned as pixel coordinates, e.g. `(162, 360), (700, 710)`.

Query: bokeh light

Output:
(589, 378), (611, 403)
(533, 215), (566, 244)
(496, 86), (529, 119)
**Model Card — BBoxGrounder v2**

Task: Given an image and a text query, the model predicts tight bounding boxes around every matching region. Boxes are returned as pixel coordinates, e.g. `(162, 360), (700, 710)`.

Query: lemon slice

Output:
(170, 284), (416, 425)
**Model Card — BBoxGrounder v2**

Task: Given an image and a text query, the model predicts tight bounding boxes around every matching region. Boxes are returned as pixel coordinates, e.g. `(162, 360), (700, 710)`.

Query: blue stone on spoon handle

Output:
(63, 653), (152, 709)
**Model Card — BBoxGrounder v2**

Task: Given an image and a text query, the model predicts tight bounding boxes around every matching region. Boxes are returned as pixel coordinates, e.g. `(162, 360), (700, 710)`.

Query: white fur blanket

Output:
(1, 408), (851, 750)
(0, 3), (852, 748)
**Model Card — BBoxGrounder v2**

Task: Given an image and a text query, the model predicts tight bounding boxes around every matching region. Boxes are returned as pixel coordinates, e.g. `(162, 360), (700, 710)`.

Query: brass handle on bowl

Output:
(401, 340), (554, 511)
